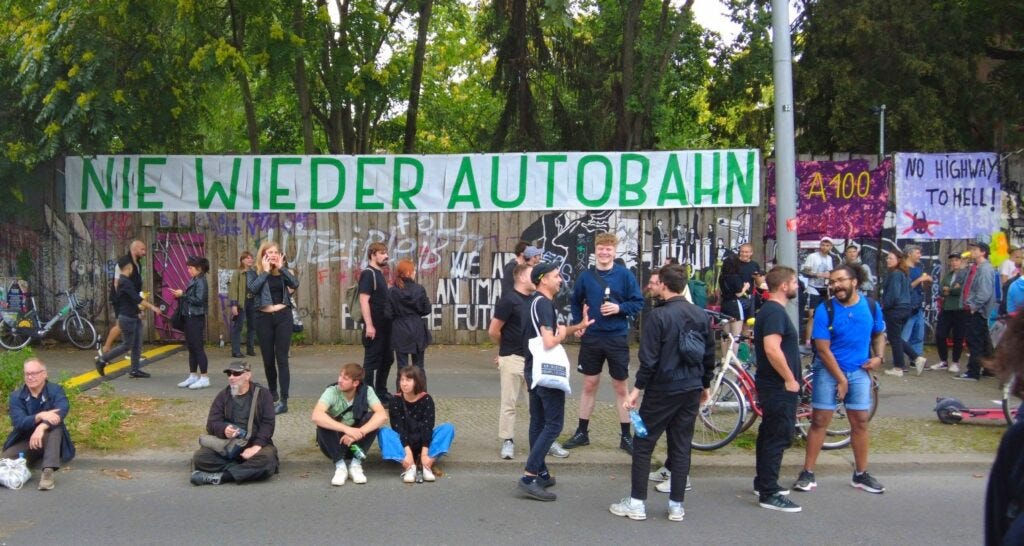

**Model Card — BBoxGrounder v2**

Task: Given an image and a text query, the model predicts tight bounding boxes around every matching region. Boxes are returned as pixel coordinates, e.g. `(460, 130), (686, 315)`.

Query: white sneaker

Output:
(609, 497), (646, 520)
(422, 466), (436, 482)
(331, 464), (348, 486)
(349, 461), (367, 484)
(667, 502), (685, 522)
(177, 375), (198, 388)
(188, 376), (210, 389)
(500, 439), (514, 460)
(930, 362), (949, 371)
(949, 363), (961, 374)
(402, 466), (416, 483)
(913, 356), (927, 376)
(883, 368), (904, 377)
(548, 442), (569, 458)
(655, 476), (692, 493)
(649, 465), (670, 482)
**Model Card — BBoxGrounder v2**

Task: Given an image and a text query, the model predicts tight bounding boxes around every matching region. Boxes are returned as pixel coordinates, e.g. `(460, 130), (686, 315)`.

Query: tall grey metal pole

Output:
(772, 0), (799, 326)
(878, 104), (886, 162)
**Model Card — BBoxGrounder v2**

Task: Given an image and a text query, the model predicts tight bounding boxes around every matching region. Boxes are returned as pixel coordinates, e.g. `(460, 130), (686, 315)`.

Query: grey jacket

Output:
(963, 260), (997, 316)
(247, 268), (299, 308)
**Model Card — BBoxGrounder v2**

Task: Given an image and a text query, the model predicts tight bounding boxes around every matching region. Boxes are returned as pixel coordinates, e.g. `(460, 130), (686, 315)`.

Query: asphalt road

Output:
(1, 464), (987, 544)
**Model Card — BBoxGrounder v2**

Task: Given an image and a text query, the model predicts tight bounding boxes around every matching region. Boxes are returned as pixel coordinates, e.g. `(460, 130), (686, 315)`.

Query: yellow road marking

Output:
(63, 344), (182, 389)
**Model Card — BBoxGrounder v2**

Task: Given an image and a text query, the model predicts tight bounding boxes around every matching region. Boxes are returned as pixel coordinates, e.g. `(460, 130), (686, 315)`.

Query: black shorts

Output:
(577, 335), (630, 380)
(721, 298), (751, 321)
(808, 293), (825, 313)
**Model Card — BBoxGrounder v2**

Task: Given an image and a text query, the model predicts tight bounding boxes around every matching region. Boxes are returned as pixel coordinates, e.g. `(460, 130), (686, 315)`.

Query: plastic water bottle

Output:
(18, 452), (24, 461)
(629, 409), (648, 438)
(350, 444), (366, 460)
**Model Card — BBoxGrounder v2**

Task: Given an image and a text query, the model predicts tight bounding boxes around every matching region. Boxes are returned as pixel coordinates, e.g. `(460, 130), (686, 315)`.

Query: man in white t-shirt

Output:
(801, 237), (836, 343)
(1000, 247), (1022, 285)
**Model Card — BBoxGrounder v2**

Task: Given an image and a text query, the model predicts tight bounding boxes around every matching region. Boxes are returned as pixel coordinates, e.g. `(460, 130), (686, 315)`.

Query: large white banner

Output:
(895, 152), (1001, 239)
(65, 150), (760, 213)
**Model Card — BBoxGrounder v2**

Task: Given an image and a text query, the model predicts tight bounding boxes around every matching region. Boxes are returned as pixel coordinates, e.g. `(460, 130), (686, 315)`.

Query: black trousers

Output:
(362, 323), (394, 400)
(230, 299), (257, 355)
(1, 425), (67, 470)
(192, 444), (278, 483)
(256, 309), (293, 400)
(315, 426), (379, 463)
(754, 389), (798, 498)
(965, 311), (993, 377)
(184, 315), (208, 374)
(630, 389), (701, 503)
(935, 309), (966, 363)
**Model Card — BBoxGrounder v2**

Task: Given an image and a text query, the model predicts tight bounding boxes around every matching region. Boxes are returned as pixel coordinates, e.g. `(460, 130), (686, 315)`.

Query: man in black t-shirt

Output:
(102, 240), (149, 355)
(500, 242), (542, 295)
(488, 263), (535, 460)
(359, 242), (393, 401)
(516, 262), (591, 502)
(752, 266), (802, 513)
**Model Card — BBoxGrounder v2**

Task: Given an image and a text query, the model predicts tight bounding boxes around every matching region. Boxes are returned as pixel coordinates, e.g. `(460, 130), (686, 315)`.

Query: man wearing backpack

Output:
(359, 243), (394, 401)
(793, 264), (887, 495)
(608, 264), (715, 522)
(561, 233), (645, 455)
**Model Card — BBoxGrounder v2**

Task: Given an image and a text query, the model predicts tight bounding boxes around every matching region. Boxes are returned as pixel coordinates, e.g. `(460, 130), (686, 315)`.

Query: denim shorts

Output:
(810, 360), (873, 411)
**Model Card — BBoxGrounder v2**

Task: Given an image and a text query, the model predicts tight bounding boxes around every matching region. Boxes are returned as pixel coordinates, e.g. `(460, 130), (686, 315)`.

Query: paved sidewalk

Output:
(28, 342), (1002, 474)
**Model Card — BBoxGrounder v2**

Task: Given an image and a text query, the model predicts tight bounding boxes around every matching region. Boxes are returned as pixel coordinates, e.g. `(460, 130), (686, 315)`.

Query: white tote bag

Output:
(527, 297), (572, 393)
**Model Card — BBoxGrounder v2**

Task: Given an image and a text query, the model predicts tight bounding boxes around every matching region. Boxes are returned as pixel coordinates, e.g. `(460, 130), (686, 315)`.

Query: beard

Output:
(230, 383), (241, 396)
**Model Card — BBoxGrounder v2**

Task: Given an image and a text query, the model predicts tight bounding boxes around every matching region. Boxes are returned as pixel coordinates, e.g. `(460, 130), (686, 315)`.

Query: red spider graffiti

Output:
(902, 211), (941, 236)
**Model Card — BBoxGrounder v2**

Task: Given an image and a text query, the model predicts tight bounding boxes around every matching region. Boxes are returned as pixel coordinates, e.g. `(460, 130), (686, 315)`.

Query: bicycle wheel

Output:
(692, 377), (745, 451)
(1003, 378), (1019, 426)
(0, 318), (32, 350)
(64, 314), (97, 349)
(738, 389), (759, 434)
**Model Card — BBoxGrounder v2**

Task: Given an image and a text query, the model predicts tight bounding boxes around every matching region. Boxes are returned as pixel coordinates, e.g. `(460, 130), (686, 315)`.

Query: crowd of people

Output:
(4, 234), (1022, 539)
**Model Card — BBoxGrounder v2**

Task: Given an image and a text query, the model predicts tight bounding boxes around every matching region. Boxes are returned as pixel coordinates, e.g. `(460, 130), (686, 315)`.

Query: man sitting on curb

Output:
(191, 362), (278, 485)
(312, 363), (388, 486)
(3, 358), (75, 490)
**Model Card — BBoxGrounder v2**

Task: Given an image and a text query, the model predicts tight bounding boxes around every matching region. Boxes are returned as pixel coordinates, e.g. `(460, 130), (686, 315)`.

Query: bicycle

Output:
(0, 289), (97, 350)
(692, 310), (879, 451)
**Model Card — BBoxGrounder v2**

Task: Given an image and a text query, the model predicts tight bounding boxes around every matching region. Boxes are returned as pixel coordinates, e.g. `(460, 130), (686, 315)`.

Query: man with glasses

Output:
(793, 265), (887, 495)
(190, 361), (278, 485)
(2, 358), (75, 490)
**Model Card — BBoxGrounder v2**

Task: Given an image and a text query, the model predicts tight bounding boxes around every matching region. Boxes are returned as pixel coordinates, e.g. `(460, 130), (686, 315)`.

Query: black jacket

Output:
(114, 274), (143, 317)
(635, 296), (716, 393)
(181, 274), (209, 317)
(205, 382), (275, 448)
(388, 278), (432, 353)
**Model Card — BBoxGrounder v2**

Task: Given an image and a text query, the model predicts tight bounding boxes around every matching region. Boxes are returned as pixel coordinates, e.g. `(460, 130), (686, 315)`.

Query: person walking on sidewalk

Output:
(228, 251), (257, 358)
(359, 242), (394, 402)
(956, 241), (997, 381)
(752, 266), (802, 512)
(96, 255), (149, 378)
(101, 240), (148, 354)
(2, 358), (75, 490)
(248, 242), (299, 414)
(793, 264), (887, 495)
(931, 253), (967, 373)
(608, 264), (714, 522)
(517, 262), (592, 502)
(880, 250), (927, 377)
(173, 256), (211, 390)
(561, 232), (644, 455)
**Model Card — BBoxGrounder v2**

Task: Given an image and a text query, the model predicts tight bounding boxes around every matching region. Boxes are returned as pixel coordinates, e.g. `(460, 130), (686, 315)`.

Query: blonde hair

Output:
(256, 242), (280, 274)
(595, 232), (617, 247)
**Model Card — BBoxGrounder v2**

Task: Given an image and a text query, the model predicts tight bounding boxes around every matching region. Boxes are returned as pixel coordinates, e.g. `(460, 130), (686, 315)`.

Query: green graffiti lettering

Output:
(196, 157), (240, 210)
(658, 154), (688, 206)
(136, 157), (165, 209)
(536, 154), (568, 207)
(310, 157), (345, 209)
(725, 150), (755, 205)
(619, 153), (648, 206)
(393, 157), (423, 209)
(694, 152), (719, 204)
(576, 154), (612, 207)
(490, 155), (527, 208)
(356, 157), (386, 210)
(270, 157), (300, 210)
(447, 157), (481, 209)
(252, 158), (261, 210)
(81, 157), (114, 209)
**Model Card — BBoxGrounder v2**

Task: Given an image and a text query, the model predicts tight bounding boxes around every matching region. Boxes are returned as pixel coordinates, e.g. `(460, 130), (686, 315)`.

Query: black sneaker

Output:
(94, 356), (106, 377)
(128, 369), (151, 378)
(536, 474), (556, 488)
(793, 470), (816, 492)
(518, 479), (556, 501)
(246, 350), (257, 357)
(759, 492), (802, 512)
(851, 471), (885, 494)
(562, 431), (590, 449)
(619, 434), (634, 455)
(952, 372), (979, 382)
(190, 471), (223, 486)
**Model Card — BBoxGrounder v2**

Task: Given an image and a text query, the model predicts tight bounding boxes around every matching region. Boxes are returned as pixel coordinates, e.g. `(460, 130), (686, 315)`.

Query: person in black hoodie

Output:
(96, 255), (147, 378)
(609, 264), (715, 523)
(388, 259), (432, 374)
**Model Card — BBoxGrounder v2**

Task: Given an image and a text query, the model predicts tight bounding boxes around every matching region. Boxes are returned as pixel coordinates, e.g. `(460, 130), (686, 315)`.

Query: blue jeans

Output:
(525, 386), (564, 475)
(901, 308), (924, 356)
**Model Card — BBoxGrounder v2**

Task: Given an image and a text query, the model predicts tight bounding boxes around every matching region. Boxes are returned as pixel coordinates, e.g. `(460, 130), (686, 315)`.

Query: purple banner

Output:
(766, 159), (890, 241)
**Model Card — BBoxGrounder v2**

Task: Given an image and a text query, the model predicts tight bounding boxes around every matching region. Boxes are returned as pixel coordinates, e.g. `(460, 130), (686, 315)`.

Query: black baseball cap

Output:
(530, 262), (558, 285)
(968, 241), (990, 256)
(223, 361), (251, 374)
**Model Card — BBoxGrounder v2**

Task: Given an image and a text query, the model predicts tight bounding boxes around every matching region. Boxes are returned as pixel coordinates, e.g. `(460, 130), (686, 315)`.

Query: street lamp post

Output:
(872, 104), (886, 163)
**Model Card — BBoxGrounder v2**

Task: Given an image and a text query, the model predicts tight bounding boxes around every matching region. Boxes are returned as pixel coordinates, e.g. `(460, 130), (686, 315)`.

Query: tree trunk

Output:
(613, 0), (642, 150)
(227, 0), (259, 152)
(403, 0), (433, 153)
(292, 0), (316, 153)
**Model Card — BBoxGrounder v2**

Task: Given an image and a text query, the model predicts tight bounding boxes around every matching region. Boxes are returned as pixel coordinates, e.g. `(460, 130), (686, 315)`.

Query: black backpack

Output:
(824, 295), (881, 332)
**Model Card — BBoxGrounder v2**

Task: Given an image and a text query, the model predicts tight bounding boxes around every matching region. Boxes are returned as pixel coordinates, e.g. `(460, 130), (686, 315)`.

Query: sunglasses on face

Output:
(226, 371), (247, 377)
